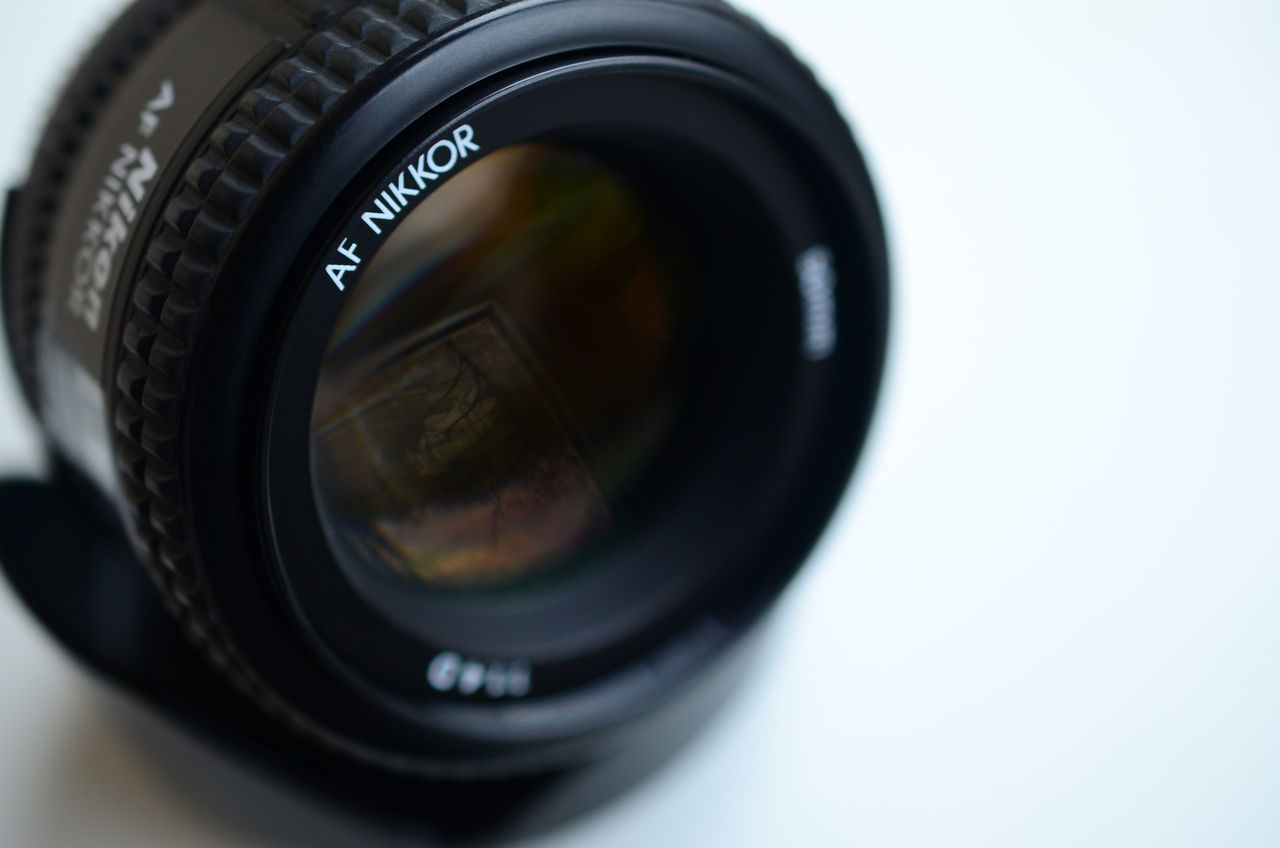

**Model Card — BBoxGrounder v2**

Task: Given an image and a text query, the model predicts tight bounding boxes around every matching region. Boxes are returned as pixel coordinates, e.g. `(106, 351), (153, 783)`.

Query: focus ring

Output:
(113, 0), (526, 776)
(2, 0), (198, 412)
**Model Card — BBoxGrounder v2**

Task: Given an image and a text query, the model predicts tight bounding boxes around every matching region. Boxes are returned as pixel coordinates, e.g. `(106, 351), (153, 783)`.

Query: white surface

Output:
(3, 1), (1279, 845)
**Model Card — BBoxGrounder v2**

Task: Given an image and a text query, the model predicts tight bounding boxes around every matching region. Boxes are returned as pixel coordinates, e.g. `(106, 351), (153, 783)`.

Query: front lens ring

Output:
(262, 56), (883, 716)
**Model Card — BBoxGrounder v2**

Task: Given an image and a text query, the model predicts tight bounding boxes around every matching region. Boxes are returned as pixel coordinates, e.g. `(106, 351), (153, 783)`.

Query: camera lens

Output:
(312, 144), (685, 592)
(1, 0), (888, 780)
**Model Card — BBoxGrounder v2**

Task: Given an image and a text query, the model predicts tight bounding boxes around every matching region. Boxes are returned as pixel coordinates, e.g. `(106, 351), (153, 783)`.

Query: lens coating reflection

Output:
(311, 145), (685, 591)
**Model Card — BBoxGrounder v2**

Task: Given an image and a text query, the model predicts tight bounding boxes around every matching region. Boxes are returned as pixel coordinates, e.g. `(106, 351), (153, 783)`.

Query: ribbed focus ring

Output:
(112, 0), (519, 774)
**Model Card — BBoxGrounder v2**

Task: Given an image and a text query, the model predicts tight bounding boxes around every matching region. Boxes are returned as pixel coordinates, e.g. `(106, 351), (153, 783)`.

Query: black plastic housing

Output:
(1, 0), (888, 813)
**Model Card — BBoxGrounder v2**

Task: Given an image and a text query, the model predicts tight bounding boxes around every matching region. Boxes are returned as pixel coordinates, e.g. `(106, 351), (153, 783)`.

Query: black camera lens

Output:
(1, 0), (888, 786)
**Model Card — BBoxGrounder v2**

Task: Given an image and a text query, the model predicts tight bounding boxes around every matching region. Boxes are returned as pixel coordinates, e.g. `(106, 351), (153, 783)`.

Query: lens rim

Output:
(260, 52), (883, 731)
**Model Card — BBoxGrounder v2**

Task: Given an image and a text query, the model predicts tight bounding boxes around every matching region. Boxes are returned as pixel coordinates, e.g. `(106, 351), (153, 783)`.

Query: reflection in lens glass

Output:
(311, 145), (686, 591)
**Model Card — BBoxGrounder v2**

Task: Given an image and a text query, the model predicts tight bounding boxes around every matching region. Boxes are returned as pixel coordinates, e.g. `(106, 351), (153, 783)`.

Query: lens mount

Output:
(3, 0), (888, 779)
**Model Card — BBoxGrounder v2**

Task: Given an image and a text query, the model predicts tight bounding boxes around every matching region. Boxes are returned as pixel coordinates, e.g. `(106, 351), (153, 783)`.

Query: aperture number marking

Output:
(797, 245), (838, 361)
(428, 652), (532, 700)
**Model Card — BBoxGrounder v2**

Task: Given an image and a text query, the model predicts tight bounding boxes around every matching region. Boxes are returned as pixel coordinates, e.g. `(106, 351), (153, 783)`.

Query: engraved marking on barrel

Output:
(326, 125), (482, 293)
(360, 124), (482, 237)
(797, 245), (838, 361)
(326, 239), (362, 291)
(428, 652), (533, 699)
(66, 80), (175, 333)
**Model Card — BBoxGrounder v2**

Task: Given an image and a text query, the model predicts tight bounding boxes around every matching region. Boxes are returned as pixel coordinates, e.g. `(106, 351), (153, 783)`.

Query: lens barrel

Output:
(2, 0), (888, 780)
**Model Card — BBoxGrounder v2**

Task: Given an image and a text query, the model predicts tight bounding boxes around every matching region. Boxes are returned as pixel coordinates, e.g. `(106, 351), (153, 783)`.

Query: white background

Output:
(2, 1), (1279, 845)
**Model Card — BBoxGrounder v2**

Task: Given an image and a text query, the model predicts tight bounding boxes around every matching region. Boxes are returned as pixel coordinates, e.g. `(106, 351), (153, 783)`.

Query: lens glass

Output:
(311, 144), (687, 592)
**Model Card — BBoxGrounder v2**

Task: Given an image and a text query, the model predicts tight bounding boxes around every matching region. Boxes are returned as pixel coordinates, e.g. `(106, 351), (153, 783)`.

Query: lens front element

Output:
(311, 144), (686, 592)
